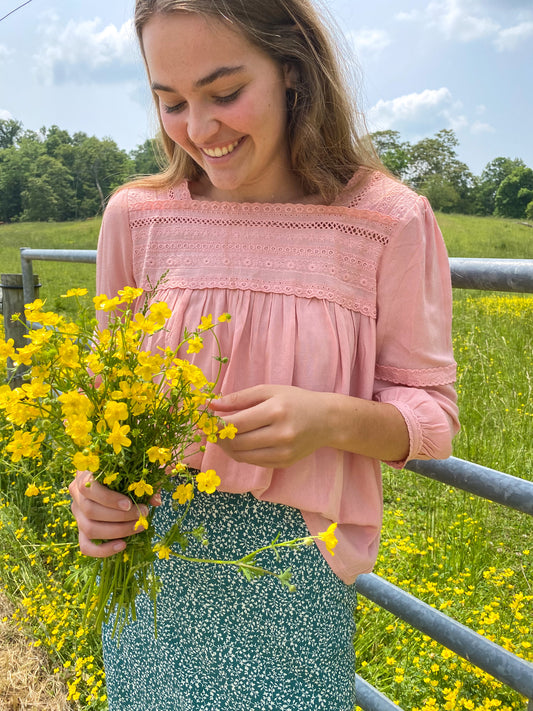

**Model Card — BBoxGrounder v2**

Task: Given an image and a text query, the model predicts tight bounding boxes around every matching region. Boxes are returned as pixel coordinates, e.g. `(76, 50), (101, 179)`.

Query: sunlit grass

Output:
(356, 292), (533, 709)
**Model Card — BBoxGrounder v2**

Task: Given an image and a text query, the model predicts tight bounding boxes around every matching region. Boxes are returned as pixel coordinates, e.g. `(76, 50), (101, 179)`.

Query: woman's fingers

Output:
(69, 470), (150, 558)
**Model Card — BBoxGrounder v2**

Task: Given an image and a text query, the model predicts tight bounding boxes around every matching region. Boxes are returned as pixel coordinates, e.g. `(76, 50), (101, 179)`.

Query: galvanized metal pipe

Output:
(406, 456), (533, 515)
(356, 573), (533, 701)
(355, 674), (404, 711)
(449, 257), (533, 292)
(20, 247), (97, 304)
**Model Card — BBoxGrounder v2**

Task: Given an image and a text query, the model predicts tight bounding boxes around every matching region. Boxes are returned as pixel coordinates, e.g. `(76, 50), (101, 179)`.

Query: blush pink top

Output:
(96, 170), (459, 584)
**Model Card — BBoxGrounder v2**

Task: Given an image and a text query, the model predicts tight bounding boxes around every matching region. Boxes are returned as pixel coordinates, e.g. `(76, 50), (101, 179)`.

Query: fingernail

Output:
(153, 493), (162, 506)
(118, 499), (131, 511)
(140, 505), (149, 517)
(113, 541), (126, 552)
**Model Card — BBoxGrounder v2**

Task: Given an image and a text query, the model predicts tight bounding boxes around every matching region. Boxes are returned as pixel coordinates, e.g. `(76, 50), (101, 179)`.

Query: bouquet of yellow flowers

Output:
(0, 284), (338, 639)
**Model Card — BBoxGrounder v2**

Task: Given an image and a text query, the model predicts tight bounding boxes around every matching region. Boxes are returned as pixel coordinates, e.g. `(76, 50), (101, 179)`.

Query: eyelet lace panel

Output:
(125, 186), (407, 318)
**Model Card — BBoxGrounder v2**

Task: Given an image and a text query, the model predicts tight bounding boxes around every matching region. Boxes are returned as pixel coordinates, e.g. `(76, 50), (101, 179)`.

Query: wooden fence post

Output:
(0, 273), (40, 388)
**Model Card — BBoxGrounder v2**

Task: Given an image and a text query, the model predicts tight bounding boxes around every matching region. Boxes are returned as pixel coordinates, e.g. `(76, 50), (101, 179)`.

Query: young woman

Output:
(69, 1), (460, 709)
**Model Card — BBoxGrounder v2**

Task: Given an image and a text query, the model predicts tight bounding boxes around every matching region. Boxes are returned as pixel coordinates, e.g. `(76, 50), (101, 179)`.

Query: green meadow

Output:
(0, 213), (532, 710)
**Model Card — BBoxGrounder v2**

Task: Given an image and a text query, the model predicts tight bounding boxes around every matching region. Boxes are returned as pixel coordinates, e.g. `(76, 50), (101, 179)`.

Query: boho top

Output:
(96, 169), (460, 585)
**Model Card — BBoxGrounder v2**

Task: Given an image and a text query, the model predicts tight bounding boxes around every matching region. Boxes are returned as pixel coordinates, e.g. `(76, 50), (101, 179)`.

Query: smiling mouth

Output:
(201, 138), (243, 158)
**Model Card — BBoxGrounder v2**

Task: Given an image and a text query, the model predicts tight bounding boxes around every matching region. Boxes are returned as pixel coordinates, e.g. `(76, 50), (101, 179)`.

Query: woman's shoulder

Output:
(338, 169), (426, 223)
(107, 179), (189, 211)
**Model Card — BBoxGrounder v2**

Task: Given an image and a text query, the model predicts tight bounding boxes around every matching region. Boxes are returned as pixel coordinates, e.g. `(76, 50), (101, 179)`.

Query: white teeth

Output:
(203, 140), (240, 158)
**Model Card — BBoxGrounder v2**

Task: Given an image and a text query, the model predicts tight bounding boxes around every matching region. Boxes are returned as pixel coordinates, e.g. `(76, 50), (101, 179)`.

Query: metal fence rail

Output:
(20, 247), (96, 305)
(2, 250), (533, 710)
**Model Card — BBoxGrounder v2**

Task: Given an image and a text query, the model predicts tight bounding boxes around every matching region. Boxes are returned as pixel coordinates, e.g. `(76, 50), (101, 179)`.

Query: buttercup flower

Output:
(172, 483), (194, 504)
(24, 483), (40, 497)
(128, 479), (154, 498)
(106, 422), (131, 454)
(318, 522), (338, 556)
(196, 469), (221, 494)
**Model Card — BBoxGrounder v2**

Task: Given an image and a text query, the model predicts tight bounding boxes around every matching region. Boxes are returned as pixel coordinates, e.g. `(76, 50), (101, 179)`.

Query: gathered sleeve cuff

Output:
(374, 382), (459, 468)
(373, 194), (460, 467)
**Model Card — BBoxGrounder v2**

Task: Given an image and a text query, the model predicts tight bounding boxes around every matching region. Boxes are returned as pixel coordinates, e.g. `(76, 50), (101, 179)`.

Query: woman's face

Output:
(142, 12), (300, 203)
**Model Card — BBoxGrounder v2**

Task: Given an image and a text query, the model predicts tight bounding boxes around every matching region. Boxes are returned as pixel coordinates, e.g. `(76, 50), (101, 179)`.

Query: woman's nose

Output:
(186, 105), (219, 145)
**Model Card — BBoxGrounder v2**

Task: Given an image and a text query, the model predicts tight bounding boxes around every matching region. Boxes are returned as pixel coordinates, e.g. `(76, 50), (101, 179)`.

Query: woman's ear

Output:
(283, 63), (299, 89)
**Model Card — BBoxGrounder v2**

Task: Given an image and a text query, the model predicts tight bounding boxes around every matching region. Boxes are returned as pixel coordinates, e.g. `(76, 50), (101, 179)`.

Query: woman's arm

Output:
(210, 384), (409, 468)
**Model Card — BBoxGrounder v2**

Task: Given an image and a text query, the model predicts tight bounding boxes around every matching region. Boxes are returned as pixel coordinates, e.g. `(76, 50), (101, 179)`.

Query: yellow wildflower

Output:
(196, 469), (221, 494)
(0, 338), (16, 361)
(104, 401), (129, 428)
(57, 339), (81, 369)
(148, 301), (172, 327)
(72, 451), (100, 473)
(128, 479), (154, 498)
(117, 286), (143, 303)
(25, 483), (40, 497)
(219, 423), (238, 440)
(103, 472), (119, 486)
(155, 544), (172, 560)
(134, 514), (149, 532)
(318, 522), (338, 556)
(6, 429), (44, 462)
(106, 422), (131, 454)
(172, 483), (194, 504)
(198, 314), (213, 331)
(187, 336), (204, 354)
(146, 446), (171, 465)
(61, 288), (88, 297)
(218, 313), (231, 322)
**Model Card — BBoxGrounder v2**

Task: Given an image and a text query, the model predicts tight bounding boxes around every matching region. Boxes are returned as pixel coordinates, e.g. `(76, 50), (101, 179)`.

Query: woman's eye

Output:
(162, 101), (186, 114)
(214, 89), (242, 105)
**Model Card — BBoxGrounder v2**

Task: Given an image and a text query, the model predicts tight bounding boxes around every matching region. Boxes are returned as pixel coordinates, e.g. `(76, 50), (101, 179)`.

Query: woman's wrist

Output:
(321, 392), (410, 462)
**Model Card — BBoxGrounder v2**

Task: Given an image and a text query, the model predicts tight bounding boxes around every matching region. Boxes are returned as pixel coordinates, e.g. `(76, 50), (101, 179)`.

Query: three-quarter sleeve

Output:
(373, 195), (460, 465)
(96, 189), (135, 299)
(95, 189), (136, 331)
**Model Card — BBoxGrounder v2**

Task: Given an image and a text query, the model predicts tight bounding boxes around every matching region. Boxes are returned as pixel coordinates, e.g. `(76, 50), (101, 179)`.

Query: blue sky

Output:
(1, 0), (532, 176)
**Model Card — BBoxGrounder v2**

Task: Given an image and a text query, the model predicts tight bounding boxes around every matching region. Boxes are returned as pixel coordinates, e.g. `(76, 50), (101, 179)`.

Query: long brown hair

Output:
(132, 0), (383, 202)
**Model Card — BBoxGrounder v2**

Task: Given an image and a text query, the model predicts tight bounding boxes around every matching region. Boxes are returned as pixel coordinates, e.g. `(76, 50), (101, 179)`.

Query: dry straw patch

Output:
(0, 593), (71, 711)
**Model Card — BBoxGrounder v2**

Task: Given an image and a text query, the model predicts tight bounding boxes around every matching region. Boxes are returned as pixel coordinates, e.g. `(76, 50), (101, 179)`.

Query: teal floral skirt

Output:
(102, 489), (357, 711)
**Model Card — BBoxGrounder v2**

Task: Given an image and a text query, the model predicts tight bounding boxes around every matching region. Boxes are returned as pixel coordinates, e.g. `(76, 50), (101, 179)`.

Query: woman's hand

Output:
(209, 385), (332, 468)
(210, 384), (410, 467)
(69, 470), (161, 558)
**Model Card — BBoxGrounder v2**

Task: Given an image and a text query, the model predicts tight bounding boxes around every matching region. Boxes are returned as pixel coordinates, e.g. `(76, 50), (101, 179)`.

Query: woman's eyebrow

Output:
(151, 65), (245, 93)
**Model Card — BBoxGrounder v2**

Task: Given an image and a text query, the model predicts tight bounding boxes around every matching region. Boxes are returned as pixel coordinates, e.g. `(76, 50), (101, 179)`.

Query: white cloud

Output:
(0, 44), (13, 62)
(0, 109), (14, 120)
(349, 28), (391, 58)
(470, 121), (495, 135)
(35, 17), (139, 85)
(395, 10), (420, 22)
(426, 0), (500, 41)
(368, 87), (463, 133)
(494, 21), (533, 51)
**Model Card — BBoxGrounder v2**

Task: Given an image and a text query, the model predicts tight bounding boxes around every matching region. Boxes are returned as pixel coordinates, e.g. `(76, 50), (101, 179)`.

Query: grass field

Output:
(0, 213), (532, 710)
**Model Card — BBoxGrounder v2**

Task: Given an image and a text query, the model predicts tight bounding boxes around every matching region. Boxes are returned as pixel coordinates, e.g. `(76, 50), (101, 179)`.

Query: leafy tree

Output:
(526, 200), (533, 222)
(20, 155), (76, 221)
(473, 157), (526, 215)
(72, 136), (133, 218)
(370, 130), (411, 180)
(0, 130), (45, 221)
(494, 167), (533, 219)
(418, 174), (461, 213)
(130, 138), (164, 175)
(407, 129), (475, 213)
(0, 118), (22, 148)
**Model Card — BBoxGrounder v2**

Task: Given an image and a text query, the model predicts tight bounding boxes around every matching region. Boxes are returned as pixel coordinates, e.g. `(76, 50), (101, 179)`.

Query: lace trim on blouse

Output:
(125, 175), (414, 319)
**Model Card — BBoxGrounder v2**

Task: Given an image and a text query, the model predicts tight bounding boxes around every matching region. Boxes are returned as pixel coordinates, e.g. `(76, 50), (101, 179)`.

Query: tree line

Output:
(0, 119), (159, 223)
(1, 118), (532, 222)
(372, 128), (533, 220)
